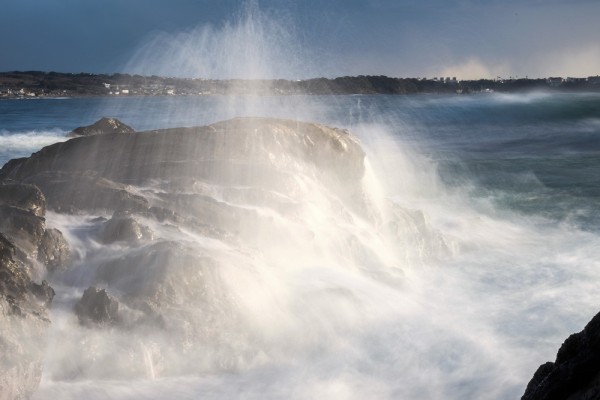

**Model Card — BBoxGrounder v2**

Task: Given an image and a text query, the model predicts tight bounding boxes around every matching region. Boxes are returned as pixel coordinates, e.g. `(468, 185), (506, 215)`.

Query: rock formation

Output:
(522, 311), (600, 400)
(0, 117), (446, 387)
(68, 117), (135, 137)
(0, 182), (66, 400)
(0, 117), (373, 383)
(74, 287), (120, 327)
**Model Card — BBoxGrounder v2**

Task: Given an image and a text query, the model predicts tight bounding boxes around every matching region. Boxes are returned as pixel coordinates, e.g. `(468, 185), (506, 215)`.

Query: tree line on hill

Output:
(0, 71), (598, 97)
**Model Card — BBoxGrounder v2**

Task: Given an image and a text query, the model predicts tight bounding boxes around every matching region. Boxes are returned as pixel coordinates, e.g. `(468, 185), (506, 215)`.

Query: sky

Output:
(2, 0), (599, 79)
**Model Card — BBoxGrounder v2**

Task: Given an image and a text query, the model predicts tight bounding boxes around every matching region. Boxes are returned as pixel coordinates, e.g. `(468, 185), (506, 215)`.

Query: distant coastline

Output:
(1, 71), (599, 98)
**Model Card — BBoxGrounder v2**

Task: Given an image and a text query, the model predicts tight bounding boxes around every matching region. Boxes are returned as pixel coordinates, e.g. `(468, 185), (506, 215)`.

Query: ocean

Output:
(2, 92), (600, 399)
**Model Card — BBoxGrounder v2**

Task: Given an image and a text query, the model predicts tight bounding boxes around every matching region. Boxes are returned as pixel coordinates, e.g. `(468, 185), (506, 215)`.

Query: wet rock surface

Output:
(0, 182), (66, 400)
(522, 311), (600, 400)
(1, 117), (364, 197)
(98, 215), (153, 244)
(68, 117), (135, 137)
(38, 228), (71, 272)
(0, 118), (446, 385)
(0, 182), (45, 217)
(0, 118), (372, 379)
(75, 287), (120, 327)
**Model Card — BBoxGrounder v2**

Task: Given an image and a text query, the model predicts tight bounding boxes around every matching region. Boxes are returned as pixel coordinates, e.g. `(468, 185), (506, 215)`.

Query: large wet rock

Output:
(522, 311), (600, 400)
(0, 118), (364, 216)
(97, 215), (153, 244)
(68, 117), (135, 137)
(0, 118), (447, 382)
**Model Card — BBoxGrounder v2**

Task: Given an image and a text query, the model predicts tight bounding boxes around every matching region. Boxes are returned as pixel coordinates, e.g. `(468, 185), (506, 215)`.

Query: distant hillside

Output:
(1, 71), (599, 98)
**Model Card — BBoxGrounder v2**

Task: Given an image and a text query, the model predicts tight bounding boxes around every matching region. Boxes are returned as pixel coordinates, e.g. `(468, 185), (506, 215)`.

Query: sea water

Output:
(1, 92), (600, 399)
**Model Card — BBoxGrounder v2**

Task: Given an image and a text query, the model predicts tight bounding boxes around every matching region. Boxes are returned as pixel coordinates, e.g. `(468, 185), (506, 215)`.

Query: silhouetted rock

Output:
(522, 311), (600, 400)
(75, 287), (120, 327)
(68, 117), (135, 137)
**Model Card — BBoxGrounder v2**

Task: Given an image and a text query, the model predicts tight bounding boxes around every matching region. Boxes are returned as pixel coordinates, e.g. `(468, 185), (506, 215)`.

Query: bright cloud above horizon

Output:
(1, 0), (599, 79)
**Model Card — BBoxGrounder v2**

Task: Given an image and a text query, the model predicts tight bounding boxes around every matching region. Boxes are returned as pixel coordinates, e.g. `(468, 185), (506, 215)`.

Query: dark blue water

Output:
(335, 93), (600, 232)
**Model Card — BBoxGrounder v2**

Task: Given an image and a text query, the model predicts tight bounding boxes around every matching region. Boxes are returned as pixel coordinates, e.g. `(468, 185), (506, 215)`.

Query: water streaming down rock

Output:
(0, 117), (448, 388)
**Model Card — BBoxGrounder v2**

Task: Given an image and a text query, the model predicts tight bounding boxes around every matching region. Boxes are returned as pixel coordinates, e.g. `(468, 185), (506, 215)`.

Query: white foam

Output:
(0, 129), (68, 164)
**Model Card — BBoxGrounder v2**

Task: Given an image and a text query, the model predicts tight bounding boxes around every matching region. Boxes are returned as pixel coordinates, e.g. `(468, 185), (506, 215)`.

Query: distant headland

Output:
(1, 71), (599, 98)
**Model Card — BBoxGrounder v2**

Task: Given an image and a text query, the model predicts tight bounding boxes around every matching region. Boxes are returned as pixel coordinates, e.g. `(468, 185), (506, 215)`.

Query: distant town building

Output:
(588, 76), (600, 84)
(546, 77), (563, 86)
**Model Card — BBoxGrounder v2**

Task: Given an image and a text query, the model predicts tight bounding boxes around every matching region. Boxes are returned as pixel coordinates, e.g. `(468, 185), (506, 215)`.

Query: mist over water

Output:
(0, 4), (598, 400)
(127, 2), (311, 80)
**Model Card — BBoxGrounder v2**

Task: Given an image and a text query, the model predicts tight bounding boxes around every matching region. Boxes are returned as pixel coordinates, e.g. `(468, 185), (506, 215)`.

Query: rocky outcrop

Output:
(0, 182), (67, 399)
(97, 215), (153, 244)
(0, 182), (45, 217)
(38, 228), (71, 272)
(74, 287), (120, 327)
(0, 183), (71, 270)
(2, 118), (363, 188)
(522, 311), (600, 400)
(0, 117), (446, 383)
(0, 118), (371, 377)
(0, 117), (365, 215)
(68, 117), (135, 137)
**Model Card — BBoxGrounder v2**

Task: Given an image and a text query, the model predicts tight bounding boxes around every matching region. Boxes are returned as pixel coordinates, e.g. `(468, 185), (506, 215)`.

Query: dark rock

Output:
(98, 216), (152, 244)
(0, 232), (53, 400)
(522, 311), (600, 400)
(0, 118), (364, 189)
(0, 233), (30, 301)
(30, 280), (55, 307)
(0, 203), (70, 272)
(74, 286), (120, 327)
(38, 228), (71, 272)
(68, 117), (135, 137)
(18, 171), (150, 214)
(0, 204), (46, 262)
(0, 181), (45, 217)
(0, 182), (66, 399)
(0, 118), (365, 221)
(0, 158), (28, 179)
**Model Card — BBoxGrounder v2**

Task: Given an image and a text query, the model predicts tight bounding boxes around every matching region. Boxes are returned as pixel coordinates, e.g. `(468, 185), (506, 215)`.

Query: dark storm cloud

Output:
(1, 0), (238, 72)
